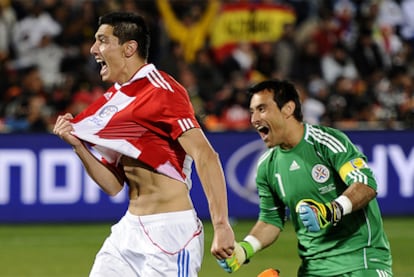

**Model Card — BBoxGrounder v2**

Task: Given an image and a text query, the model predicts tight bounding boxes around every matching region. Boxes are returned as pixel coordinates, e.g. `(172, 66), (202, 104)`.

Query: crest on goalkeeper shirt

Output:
(311, 164), (330, 183)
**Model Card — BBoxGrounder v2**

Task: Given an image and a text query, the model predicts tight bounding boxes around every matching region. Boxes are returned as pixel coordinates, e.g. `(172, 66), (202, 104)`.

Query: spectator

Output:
(400, 0), (414, 48)
(220, 41), (255, 81)
(274, 22), (298, 79)
(218, 73), (252, 131)
(156, 0), (220, 63)
(321, 42), (358, 85)
(374, 23), (403, 69)
(291, 38), (323, 83)
(311, 11), (340, 56)
(157, 41), (186, 80)
(254, 41), (278, 79)
(333, 0), (358, 46)
(2, 66), (51, 132)
(326, 76), (370, 125)
(376, 0), (404, 29)
(297, 81), (326, 125)
(375, 65), (412, 129)
(190, 47), (224, 112)
(351, 27), (384, 81)
(11, 2), (61, 67)
(177, 64), (207, 124)
(0, 0), (16, 62)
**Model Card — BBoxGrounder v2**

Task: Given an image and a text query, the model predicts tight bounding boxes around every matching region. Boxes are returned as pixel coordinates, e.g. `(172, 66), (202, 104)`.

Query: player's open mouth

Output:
(257, 126), (269, 139)
(98, 60), (108, 75)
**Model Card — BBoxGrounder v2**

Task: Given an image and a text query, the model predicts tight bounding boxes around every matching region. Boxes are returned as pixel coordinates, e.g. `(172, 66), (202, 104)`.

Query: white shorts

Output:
(89, 210), (204, 277)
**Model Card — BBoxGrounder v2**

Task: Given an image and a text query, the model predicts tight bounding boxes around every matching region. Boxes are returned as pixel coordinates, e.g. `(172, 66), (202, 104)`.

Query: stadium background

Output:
(1, 0), (414, 276)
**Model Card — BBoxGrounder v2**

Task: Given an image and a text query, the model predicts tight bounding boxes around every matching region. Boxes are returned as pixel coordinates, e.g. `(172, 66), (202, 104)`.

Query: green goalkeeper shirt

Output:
(256, 123), (392, 276)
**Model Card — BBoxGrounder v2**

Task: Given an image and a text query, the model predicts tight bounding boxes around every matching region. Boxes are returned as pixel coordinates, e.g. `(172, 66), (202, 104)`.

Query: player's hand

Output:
(296, 199), (343, 232)
(216, 241), (254, 273)
(257, 268), (280, 277)
(210, 222), (235, 260)
(53, 113), (82, 147)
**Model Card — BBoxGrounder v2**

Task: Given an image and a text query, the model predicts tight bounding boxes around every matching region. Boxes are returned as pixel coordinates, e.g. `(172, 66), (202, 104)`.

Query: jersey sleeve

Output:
(322, 128), (378, 191)
(133, 73), (200, 140)
(163, 83), (201, 140)
(256, 153), (286, 230)
(338, 156), (377, 190)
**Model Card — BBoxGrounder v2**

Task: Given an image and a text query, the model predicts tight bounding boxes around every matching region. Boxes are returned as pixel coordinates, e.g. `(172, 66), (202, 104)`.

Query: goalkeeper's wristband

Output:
(331, 195), (352, 226)
(335, 195), (352, 215)
(240, 235), (262, 262)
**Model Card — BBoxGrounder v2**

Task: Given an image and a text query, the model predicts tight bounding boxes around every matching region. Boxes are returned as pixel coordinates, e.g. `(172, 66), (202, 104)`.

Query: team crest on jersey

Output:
(99, 105), (118, 118)
(311, 164), (330, 183)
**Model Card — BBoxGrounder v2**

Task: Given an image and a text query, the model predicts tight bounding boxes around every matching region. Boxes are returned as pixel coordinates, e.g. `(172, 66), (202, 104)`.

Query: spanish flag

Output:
(211, 2), (296, 62)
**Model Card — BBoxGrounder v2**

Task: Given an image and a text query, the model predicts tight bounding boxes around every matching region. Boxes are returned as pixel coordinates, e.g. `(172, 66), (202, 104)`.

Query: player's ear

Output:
(281, 101), (295, 117)
(124, 40), (138, 58)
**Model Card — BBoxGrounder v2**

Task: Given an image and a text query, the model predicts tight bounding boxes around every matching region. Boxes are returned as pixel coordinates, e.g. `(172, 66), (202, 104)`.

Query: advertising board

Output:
(0, 131), (413, 222)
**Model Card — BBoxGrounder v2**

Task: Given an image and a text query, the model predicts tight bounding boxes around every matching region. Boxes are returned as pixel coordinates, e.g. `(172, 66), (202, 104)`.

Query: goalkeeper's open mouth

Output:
(256, 125), (270, 141)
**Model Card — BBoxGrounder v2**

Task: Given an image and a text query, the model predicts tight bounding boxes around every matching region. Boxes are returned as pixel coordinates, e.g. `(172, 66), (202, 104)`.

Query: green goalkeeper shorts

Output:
(336, 268), (392, 277)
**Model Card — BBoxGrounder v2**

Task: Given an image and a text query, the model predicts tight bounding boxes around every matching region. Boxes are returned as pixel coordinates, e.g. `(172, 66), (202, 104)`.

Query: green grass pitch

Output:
(0, 217), (412, 276)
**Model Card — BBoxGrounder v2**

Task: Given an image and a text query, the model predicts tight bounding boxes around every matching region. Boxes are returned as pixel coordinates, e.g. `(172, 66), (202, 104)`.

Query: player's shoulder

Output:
(304, 123), (352, 153)
(146, 66), (186, 94)
(257, 147), (277, 169)
(127, 64), (185, 95)
(305, 123), (349, 142)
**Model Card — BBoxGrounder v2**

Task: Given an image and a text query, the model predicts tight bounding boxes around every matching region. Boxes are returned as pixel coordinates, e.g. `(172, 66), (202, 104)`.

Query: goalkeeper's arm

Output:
(296, 182), (377, 232)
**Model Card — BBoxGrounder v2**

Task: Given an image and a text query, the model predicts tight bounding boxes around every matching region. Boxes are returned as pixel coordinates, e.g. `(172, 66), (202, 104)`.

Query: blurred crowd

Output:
(1, 0), (414, 133)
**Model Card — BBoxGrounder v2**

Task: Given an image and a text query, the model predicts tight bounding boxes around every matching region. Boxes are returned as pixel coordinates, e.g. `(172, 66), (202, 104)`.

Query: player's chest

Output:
(268, 150), (337, 201)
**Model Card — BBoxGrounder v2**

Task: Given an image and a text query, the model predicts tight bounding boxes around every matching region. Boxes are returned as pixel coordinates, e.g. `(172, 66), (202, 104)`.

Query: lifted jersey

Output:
(71, 63), (199, 187)
(256, 123), (392, 275)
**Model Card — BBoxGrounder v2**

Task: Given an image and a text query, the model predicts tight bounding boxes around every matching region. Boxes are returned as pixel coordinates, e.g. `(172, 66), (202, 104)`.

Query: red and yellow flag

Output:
(210, 3), (296, 61)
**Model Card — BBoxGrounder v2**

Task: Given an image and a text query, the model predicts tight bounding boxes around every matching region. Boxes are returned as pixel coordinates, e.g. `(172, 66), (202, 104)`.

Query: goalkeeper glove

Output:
(216, 240), (255, 273)
(296, 199), (344, 232)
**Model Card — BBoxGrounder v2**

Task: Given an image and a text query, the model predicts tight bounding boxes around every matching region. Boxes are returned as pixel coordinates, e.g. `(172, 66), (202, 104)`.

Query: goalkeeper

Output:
(217, 79), (393, 276)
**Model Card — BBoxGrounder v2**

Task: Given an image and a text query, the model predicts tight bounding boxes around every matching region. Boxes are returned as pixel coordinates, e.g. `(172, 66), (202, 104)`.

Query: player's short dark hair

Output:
(248, 79), (303, 121)
(98, 11), (150, 59)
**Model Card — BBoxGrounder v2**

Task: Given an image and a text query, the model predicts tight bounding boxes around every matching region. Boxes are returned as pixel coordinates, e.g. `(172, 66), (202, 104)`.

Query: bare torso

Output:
(120, 155), (194, 215)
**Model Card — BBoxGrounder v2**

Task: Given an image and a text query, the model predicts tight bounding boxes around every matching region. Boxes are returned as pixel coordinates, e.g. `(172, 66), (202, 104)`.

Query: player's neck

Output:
(281, 121), (304, 150)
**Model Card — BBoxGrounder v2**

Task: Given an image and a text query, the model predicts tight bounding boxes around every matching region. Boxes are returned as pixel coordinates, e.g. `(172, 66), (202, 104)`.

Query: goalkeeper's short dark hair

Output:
(248, 79), (303, 122)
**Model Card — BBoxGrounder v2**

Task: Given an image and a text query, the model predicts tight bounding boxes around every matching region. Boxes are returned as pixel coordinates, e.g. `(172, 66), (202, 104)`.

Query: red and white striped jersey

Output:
(71, 63), (200, 187)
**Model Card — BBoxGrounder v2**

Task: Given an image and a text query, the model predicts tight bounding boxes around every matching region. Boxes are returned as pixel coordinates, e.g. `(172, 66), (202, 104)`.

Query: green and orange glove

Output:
(217, 235), (264, 273)
(216, 241), (255, 273)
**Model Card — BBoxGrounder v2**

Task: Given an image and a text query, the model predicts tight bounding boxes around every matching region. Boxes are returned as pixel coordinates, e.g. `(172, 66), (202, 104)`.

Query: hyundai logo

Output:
(225, 139), (267, 204)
